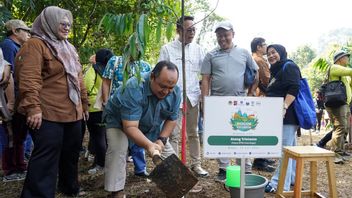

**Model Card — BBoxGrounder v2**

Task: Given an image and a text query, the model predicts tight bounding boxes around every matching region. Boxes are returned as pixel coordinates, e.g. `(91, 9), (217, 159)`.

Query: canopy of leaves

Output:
(0, 0), (182, 64)
(289, 45), (316, 69)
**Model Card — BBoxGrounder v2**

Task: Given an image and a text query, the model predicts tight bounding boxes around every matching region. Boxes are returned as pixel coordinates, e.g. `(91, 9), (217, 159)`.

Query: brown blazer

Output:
(253, 53), (270, 96)
(15, 38), (88, 122)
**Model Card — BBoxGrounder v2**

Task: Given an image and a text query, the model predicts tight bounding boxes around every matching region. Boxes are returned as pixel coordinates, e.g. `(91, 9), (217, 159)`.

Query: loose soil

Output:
(1, 129), (352, 198)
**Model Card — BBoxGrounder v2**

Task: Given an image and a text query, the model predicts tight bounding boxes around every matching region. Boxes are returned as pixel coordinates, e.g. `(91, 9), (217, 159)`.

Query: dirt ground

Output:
(1, 128), (352, 198)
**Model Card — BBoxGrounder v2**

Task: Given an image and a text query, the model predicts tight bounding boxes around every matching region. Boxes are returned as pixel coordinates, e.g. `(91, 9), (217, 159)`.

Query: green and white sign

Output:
(203, 96), (283, 158)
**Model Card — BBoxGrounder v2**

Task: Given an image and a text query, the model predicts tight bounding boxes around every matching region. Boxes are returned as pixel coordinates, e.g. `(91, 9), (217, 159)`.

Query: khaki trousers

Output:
(169, 98), (202, 167)
(326, 104), (350, 153)
(104, 128), (175, 192)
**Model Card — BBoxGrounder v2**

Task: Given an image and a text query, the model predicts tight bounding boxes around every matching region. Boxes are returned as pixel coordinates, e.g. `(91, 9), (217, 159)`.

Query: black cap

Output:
(94, 49), (114, 76)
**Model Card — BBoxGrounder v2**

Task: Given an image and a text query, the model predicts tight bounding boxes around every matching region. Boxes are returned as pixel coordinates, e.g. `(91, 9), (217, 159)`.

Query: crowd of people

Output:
(0, 5), (351, 198)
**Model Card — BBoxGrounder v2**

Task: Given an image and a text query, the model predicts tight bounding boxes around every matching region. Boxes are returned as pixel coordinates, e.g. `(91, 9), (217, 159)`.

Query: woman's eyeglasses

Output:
(17, 28), (31, 34)
(60, 22), (71, 28)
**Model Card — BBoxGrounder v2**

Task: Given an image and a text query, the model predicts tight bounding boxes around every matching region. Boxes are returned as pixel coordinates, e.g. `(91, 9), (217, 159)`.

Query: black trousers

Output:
(21, 118), (82, 198)
(318, 130), (333, 147)
(86, 111), (107, 167)
(315, 111), (323, 130)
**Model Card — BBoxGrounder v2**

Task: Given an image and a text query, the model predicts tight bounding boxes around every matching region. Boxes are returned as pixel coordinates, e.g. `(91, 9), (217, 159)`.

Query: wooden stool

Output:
(276, 146), (337, 198)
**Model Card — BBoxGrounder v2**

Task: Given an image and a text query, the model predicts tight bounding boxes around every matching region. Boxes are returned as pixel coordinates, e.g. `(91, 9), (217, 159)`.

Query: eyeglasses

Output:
(186, 28), (196, 33)
(17, 28), (30, 34)
(60, 22), (71, 28)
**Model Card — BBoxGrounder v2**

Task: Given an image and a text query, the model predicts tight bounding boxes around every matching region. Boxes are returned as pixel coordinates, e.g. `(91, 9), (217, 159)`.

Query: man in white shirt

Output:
(158, 16), (208, 177)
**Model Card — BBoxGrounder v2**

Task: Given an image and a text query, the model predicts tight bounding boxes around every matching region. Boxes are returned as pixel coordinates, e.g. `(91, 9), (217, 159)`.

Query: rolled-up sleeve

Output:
(119, 86), (143, 121)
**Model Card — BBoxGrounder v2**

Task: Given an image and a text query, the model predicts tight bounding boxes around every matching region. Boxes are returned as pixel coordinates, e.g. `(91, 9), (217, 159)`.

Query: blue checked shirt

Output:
(103, 73), (181, 141)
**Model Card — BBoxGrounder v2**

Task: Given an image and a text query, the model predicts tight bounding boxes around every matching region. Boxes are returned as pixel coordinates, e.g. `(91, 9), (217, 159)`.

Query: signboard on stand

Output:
(203, 96), (283, 158)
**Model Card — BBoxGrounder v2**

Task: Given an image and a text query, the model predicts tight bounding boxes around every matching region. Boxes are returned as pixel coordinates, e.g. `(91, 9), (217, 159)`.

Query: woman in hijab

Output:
(15, 6), (88, 197)
(264, 44), (301, 193)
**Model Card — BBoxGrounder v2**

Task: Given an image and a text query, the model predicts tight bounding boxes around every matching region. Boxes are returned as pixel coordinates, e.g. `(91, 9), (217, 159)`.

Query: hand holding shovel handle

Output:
(152, 150), (163, 166)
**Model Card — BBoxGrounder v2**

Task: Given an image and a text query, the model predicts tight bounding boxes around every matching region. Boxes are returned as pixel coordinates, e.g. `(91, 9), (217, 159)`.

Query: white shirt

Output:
(158, 39), (205, 107)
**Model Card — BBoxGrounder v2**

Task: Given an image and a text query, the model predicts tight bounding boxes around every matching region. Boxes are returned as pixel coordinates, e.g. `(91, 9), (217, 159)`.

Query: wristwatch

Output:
(157, 136), (168, 146)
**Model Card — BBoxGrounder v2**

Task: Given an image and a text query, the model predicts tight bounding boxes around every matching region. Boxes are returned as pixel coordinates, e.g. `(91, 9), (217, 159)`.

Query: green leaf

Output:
(119, 15), (125, 35)
(125, 13), (132, 34)
(166, 21), (173, 41)
(121, 50), (130, 90)
(129, 33), (138, 60)
(311, 57), (330, 72)
(156, 18), (162, 43)
(135, 61), (142, 84)
(137, 14), (148, 46)
(114, 15), (121, 34)
(98, 14), (107, 31)
(144, 19), (150, 48)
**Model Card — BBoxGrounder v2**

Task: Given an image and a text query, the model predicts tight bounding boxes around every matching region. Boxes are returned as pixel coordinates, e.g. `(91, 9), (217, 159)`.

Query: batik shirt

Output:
(102, 56), (151, 96)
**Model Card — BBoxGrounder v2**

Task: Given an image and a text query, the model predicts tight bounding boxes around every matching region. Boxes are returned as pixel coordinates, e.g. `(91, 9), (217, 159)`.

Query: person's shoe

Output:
(215, 168), (226, 183)
(2, 173), (26, 182)
(342, 156), (350, 161)
(16, 171), (27, 179)
(191, 166), (209, 177)
(88, 165), (104, 175)
(107, 190), (126, 198)
(189, 183), (203, 193)
(24, 153), (31, 162)
(334, 153), (344, 164)
(134, 171), (149, 178)
(252, 159), (276, 172)
(59, 187), (87, 197)
(262, 158), (276, 165)
(315, 143), (324, 148)
(87, 154), (94, 162)
(78, 189), (87, 197)
(339, 151), (351, 157)
(264, 183), (276, 193)
(253, 164), (275, 172)
(126, 156), (133, 163)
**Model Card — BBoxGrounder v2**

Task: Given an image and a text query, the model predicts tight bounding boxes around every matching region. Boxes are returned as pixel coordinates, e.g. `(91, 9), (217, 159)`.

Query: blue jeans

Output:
(198, 112), (203, 134)
(130, 144), (146, 174)
(270, 124), (298, 191)
(24, 134), (33, 157)
(0, 127), (5, 158)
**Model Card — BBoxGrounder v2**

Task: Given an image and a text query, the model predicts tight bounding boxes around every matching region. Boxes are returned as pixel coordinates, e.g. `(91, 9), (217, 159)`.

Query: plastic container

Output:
(229, 174), (268, 198)
(226, 165), (241, 187)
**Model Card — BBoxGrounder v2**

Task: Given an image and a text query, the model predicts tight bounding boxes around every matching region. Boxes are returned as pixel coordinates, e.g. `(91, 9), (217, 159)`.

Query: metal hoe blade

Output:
(149, 154), (198, 198)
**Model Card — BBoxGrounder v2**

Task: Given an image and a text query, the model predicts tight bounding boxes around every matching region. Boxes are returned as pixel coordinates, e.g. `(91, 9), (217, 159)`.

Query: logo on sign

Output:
(230, 110), (258, 131)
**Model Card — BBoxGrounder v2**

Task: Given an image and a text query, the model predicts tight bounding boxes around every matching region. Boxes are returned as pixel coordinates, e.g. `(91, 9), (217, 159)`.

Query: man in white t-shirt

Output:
(158, 16), (208, 177)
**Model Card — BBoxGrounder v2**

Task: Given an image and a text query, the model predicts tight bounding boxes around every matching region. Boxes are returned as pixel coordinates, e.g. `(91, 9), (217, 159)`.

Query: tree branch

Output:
(78, 0), (98, 48)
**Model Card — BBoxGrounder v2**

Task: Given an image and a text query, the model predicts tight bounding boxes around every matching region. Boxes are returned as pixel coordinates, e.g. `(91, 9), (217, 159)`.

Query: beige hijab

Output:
(31, 6), (81, 105)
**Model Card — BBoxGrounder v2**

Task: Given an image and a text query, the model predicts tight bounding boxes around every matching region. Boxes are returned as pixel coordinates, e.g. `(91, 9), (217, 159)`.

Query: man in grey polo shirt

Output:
(201, 21), (258, 183)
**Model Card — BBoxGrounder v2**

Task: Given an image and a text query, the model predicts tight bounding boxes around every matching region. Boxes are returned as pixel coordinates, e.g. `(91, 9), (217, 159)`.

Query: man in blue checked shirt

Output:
(101, 55), (151, 177)
(103, 61), (180, 197)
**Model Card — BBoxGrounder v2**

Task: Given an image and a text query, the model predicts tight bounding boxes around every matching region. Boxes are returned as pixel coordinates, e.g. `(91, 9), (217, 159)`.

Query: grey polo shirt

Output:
(201, 45), (258, 96)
